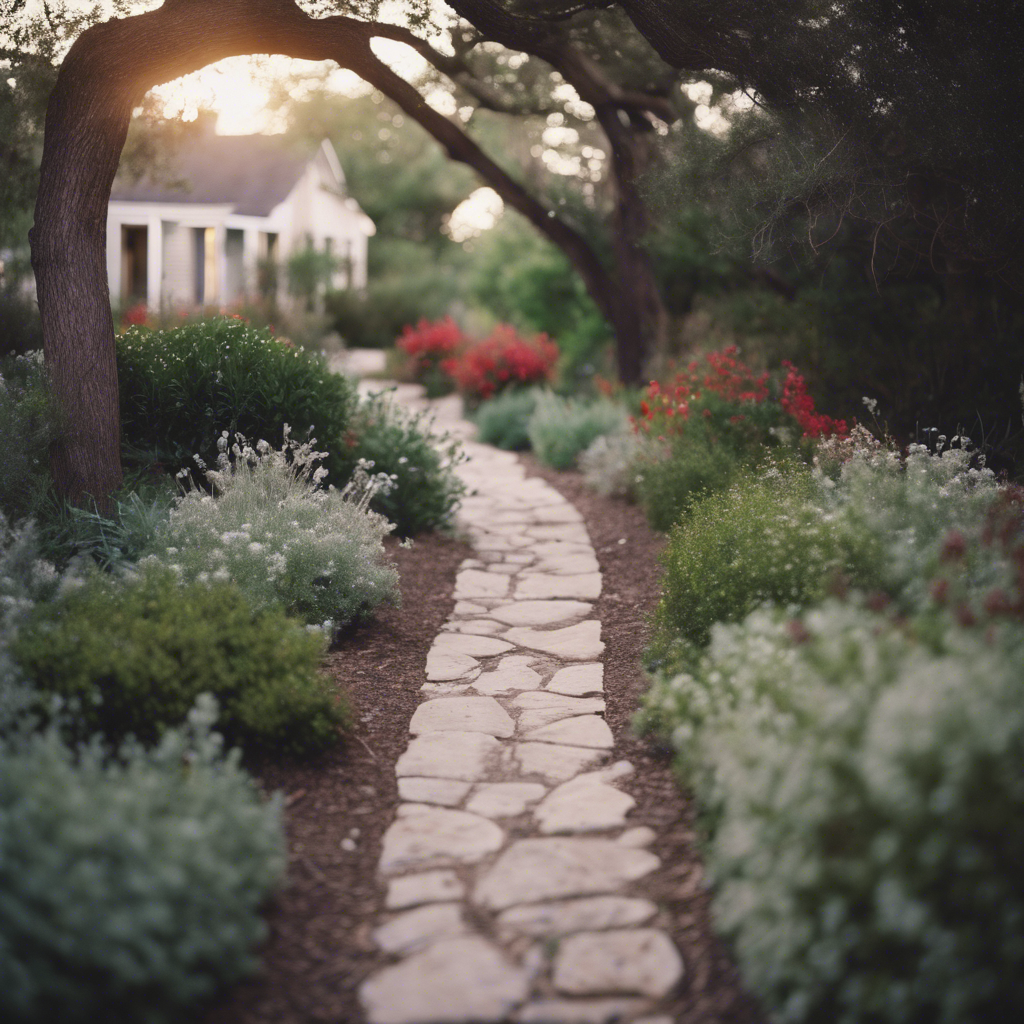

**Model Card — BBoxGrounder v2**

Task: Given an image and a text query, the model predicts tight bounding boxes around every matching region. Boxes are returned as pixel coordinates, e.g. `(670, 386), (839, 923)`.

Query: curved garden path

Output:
(354, 386), (682, 1024)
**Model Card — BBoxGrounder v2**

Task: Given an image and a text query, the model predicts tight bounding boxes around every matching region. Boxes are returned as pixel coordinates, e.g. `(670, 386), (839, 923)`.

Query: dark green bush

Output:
(341, 391), (466, 536)
(11, 565), (344, 756)
(0, 695), (286, 1024)
(0, 353), (58, 525)
(116, 317), (357, 482)
(472, 388), (540, 450)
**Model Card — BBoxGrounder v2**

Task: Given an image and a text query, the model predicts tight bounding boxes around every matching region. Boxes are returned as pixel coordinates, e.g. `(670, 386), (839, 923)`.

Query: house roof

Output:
(110, 133), (332, 217)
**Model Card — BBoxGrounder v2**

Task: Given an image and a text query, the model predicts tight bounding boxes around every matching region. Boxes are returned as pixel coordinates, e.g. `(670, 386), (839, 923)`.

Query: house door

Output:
(120, 226), (148, 304)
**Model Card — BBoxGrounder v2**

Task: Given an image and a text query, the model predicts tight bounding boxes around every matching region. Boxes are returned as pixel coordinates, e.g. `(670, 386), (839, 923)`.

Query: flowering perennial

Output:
(780, 360), (848, 438)
(636, 346), (770, 434)
(396, 317), (465, 383)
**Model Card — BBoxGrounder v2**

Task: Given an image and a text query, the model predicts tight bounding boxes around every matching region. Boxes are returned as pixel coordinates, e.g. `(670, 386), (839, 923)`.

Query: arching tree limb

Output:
(30, 0), (627, 504)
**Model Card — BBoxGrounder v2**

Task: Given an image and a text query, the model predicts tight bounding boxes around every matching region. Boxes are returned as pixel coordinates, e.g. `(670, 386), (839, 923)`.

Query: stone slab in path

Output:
(552, 929), (685, 999)
(488, 600), (594, 627)
(359, 936), (531, 1024)
(504, 620), (604, 660)
(396, 731), (500, 781)
(497, 895), (657, 937)
(410, 696), (515, 738)
(379, 806), (504, 874)
(474, 837), (660, 910)
(547, 663), (605, 696)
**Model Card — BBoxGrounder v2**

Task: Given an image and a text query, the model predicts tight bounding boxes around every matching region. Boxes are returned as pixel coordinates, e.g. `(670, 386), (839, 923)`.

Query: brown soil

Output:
(206, 458), (762, 1024)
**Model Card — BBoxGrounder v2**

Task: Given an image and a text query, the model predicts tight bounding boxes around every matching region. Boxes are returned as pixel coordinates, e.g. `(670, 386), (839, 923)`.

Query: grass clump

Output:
(527, 391), (628, 470)
(11, 564), (342, 756)
(0, 695), (286, 1024)
(472, 387), (540, 451)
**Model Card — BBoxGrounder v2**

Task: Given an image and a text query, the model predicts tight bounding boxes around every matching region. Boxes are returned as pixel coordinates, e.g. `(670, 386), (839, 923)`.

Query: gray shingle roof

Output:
(110, 134), (318, 217)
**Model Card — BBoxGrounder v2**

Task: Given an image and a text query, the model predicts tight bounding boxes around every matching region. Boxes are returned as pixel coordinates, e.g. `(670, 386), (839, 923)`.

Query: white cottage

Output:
(107, 131), (374, 311)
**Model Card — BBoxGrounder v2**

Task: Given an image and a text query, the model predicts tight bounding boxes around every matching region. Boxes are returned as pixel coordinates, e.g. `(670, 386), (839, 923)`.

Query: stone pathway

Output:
(357, 399), (682, 1024)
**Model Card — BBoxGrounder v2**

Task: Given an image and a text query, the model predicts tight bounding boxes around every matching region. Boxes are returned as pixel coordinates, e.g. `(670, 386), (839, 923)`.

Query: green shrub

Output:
(527, 392), (628, 470)
(472, 388), (540, 451)
(635, 432), (755, 531)
(0, 353), (58, 525)
(640, 601), (1024, 1024)
(0, 695), (286, 1024)
(146, 430), (399, 632)
(653, 466), (876, 655)
(116, 317), (357, 482)
(11, 564), (343, 756)
(342, 391), (466, 536)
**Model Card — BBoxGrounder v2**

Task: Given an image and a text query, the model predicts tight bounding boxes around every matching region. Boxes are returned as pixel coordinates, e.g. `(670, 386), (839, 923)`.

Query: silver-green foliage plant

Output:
(143, 428), (399, 634)
(579, 430), (643, 499)
(0, 694), (286, 1024)
(472, 387), (540, 450)
(527, 391), (629, 470)
(822, 432), (1000, 607)
(641, 601), (1024, 1024)
(0, 514), (82, 728)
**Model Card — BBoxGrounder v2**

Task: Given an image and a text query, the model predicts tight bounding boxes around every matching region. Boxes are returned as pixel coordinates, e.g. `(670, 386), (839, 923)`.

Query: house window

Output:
(193, 227), (217, 305)
(121, 225), (148, 304)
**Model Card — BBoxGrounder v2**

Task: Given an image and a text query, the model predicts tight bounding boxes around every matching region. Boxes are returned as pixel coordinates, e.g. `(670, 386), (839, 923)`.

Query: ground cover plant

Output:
(442, 324), (559, 406)
(145, 429), (399, 632)
(640, 591), (1024, 1024)
(0, 695), (286, 1024)
(527, 391), (629, 470)
(471, 387), (540, 451)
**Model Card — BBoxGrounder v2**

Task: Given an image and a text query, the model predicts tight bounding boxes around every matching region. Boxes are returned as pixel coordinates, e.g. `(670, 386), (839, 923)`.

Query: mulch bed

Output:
(206, 457), (762, 1024)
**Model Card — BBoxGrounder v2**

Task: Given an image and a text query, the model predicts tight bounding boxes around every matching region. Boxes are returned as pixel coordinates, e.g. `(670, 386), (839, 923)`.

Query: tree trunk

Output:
(30, 0), (629, 506)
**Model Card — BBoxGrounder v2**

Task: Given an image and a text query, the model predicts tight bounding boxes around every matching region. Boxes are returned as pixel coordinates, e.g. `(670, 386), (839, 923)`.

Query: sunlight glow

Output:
(446, 187), (504, 243)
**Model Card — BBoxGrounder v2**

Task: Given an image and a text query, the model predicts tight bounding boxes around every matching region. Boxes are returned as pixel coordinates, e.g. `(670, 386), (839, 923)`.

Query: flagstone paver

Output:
(359, 402), (684, 1023)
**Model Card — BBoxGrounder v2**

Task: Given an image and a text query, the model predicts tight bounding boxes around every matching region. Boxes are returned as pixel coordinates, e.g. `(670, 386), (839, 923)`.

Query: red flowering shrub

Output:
(635, 346), (847, 441)
(396, 317), (465, 396)
(780, 361), (848, 438)
(443, 325), (559, 405)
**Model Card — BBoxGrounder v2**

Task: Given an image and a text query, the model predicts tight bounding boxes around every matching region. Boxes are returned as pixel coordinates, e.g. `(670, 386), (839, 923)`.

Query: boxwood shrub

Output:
(116, 317), (358, 483)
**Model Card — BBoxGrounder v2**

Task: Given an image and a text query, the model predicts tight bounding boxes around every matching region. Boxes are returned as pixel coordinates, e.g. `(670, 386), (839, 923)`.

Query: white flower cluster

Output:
(145, 429), (399, 634)
(643, 600), (1024, 1023)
